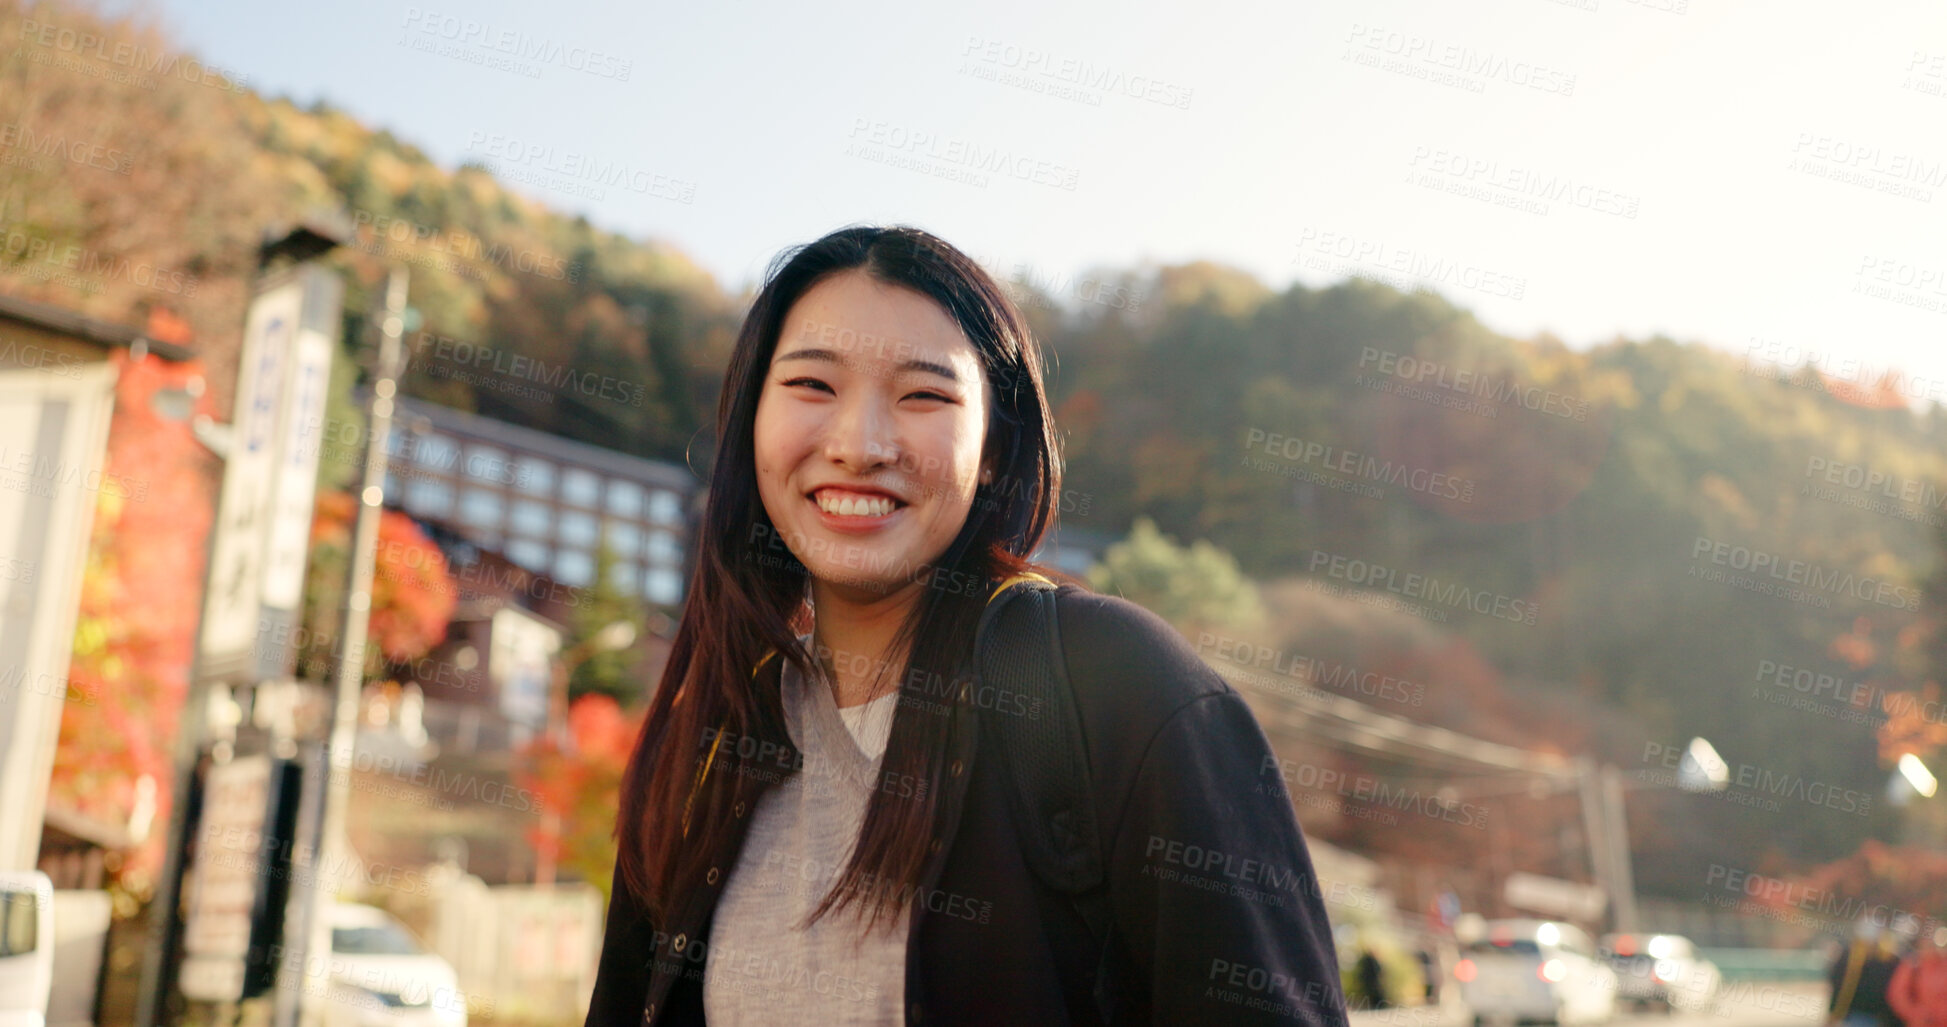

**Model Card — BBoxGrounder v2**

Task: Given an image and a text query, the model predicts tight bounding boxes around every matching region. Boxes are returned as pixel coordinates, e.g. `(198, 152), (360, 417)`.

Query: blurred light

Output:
(1679, 736), (1730, 791)
(1539, 959), (1567, 983)
(592, 620), (638, 652)
(1613, 935), (1636, 957)
(1647, 935), (1675, 960)
(1899, 754), (1938, 798)
(1453, 959), (1477, 983)
(1536, 922), (1561, 946)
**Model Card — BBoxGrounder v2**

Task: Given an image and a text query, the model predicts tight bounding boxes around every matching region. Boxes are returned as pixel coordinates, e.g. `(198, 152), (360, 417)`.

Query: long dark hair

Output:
(615, 224), (1072, 935)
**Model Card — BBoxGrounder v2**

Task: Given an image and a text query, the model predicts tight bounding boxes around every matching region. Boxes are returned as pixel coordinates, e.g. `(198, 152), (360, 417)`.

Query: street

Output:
(1350, 982), (1829, 1027)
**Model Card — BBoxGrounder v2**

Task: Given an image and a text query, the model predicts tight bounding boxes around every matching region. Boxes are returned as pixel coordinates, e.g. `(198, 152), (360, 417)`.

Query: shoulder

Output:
(1049, 583), (1236, 739)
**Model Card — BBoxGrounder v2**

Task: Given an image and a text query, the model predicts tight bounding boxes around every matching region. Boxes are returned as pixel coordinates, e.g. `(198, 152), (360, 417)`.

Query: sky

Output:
(134, 0), (1947, 399)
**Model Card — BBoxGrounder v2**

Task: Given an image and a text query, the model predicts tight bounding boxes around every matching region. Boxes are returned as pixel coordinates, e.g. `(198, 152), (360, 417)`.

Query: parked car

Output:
(0, 871), (53, 1027)
(1599, 932), (1721, 1013)
(1453, 918), (1616, 1025)
(325, 903), (468, 1027)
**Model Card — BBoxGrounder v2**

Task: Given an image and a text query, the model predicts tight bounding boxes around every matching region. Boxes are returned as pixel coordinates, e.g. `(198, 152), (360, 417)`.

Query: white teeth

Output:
(816, 492), (895, 517)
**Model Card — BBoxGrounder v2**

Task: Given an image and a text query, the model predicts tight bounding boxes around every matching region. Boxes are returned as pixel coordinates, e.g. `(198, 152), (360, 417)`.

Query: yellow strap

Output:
(1833, 939), (1866, 1017)
(988, 570), (1053, 603)
(687, 570), (1055, 833)
(680, 730), (723, 838)
(680, 654), (775, 838)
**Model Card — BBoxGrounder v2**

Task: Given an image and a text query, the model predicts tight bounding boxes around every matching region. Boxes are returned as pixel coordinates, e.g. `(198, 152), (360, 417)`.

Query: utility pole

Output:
(1600, 764), (1639, 933)
(292, 267), (408, 1027)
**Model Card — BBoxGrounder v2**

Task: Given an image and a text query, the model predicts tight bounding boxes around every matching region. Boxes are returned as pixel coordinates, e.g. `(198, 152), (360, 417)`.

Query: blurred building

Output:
(0, 294), (191, 874)
(380, 395), (696, 606)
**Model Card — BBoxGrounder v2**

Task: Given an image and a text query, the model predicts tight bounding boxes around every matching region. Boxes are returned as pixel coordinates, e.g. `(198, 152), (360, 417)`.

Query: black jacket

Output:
(586, 583), (1349, 1026)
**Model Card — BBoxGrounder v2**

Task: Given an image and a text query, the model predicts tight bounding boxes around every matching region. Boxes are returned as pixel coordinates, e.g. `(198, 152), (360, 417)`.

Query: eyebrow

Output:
(773, 347), (962, 384)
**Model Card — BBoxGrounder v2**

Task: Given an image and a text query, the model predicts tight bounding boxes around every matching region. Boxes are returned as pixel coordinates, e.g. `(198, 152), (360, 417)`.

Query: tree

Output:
(1086, 516), (1266, 643)
(55, 349), (218, 899)
(297, 490), (458, 681)
(568, 539), (650, 705)
(516, 693), (644, 902)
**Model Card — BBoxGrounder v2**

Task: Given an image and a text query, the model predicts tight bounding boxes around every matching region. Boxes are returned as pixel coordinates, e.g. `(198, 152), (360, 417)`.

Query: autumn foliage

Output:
(306, 489), (455, 664)
(516, 694), (645, 903)
(56, 350), (219, 894)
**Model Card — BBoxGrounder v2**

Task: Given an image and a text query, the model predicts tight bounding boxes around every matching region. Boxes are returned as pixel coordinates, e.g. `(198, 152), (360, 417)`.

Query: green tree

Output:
(568, 538), (650, 705)
(1086, 516), (1267, 643)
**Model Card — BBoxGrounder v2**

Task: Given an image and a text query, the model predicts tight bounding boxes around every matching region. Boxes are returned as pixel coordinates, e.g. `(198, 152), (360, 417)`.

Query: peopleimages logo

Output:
(1307, 549), (1539, 625)
(1643, 743), (1873, 816)
(1689, 536), (1919, 611)
(1705, 865), (1933, 936)
(1356, 347), (1589, 420)
(1243, 428), (1477, 502)
(399, 8), (632, 80)
(1259, 755), (1487, 828)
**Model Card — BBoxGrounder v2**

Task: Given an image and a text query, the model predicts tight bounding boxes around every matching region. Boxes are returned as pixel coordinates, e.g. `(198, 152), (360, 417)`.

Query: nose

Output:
(821, 390), (900, 474)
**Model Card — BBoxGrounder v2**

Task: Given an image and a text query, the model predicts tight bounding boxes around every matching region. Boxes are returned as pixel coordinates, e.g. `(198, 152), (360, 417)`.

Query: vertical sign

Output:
(200, 279), (303, 676)
(180, 755), (274, 1001)
(260, 324), (332, 612)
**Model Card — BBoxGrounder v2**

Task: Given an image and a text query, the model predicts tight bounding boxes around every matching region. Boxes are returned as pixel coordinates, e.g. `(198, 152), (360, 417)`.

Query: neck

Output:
(808, 576), (920, 707)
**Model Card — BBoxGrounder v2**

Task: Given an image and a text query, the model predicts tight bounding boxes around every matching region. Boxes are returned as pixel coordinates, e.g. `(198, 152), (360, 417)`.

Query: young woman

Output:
(585, 225), (1347, 1026)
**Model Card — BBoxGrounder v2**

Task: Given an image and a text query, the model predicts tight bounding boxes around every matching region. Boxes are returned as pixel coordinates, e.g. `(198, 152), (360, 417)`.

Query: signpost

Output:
(178, 755), (301, 1003)
(139, 226), (345, 1026)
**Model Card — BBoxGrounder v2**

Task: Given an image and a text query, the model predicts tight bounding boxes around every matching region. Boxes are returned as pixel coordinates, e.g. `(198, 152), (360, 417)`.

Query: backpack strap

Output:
(975, 574), (1120, 1023)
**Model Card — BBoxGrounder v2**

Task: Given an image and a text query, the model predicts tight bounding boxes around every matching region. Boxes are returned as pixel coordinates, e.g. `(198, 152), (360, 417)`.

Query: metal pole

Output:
(294, 267), (408, 1027)
(1600, 763), (1639, 933)
(1574, 757), (1613, 930)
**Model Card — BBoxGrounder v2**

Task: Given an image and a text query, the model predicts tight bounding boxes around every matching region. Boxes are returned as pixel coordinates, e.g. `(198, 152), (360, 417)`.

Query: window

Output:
(645, 530), (682, 566)
(514, 456), (555, 497)
(467, 444), (513, 486)
(645, 567), (682, 605)
(0, 888), (38, 957)
(404, 478), (454, 516)
(560, 511), (599, 548)
(459, 487), (504, 530)
(555, 548), (594, 587)
(562, 468), (602, 508)
(607, 479), (644, 518)
(415, 433), (459, 472)
(508, 538), (550, 572)
(332, 923), (423, 956)
(510, 500), (551, 537)
(605, 520), (642, 557)
(647, 489), (682, 526)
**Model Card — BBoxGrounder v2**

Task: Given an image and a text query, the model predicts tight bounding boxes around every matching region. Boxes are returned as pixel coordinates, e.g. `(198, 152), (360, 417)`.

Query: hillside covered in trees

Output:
(7, 0), (1946, 904)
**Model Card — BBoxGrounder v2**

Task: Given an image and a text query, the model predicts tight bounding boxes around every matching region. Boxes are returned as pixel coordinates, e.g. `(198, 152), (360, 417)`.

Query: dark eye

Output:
(905, 390), (952, 402)
(782, 377), (831, 392)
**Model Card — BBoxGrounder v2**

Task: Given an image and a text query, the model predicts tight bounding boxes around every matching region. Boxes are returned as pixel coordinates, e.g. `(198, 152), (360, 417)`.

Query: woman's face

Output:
(753, 268), (993, 600)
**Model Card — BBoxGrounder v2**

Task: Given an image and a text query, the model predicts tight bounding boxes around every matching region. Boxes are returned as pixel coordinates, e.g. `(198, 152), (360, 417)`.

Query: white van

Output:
(0, 871), (54, 1027)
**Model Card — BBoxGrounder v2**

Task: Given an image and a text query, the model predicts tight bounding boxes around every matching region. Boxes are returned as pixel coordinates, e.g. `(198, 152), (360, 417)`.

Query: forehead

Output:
(774, 270), (982, 376)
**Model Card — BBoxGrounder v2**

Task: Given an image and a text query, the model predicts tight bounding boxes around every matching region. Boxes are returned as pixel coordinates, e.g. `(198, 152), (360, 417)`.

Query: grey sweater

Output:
(701, 638), (907, 1024)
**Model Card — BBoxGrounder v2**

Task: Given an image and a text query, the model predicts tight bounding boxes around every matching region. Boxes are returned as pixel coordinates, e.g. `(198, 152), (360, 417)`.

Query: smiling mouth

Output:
(810, 488), (908, 518)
